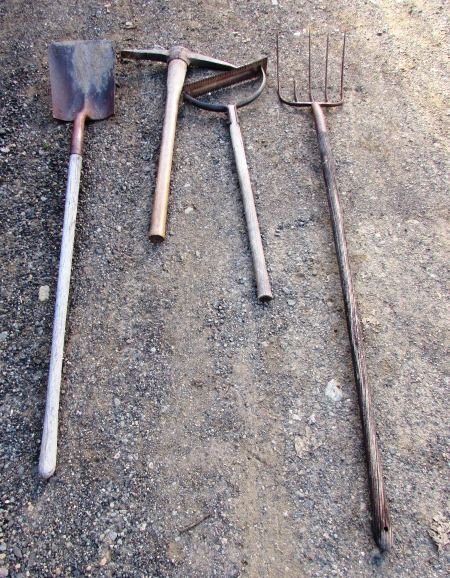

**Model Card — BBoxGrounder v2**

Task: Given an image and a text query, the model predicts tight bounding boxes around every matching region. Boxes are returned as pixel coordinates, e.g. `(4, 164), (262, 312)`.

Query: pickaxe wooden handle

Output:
(121, 46), (236, 241)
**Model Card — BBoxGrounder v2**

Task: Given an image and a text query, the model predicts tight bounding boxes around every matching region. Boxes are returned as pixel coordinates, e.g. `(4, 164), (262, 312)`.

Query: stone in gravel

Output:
(0, 567), (8, 577)
(12, 546), (21, 559)
(0, 332), (7, 342)
(370, 549), (384, 566)
(107, 530), (118, 542)
(294, 436), (307, 457)
(38, 285), (49, 302)
(184, 206), (194, 214)
(167, 541), (184, 563)
(287, 299), (296, 307)
(0, 545), (5, 552)
(428, 512), (450, 551)
(325, 379), (343, 402)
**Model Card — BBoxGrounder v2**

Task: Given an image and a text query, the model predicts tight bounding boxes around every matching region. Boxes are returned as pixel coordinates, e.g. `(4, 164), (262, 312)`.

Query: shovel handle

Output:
(311, 102), (392, 551)
(228, 105), (272, 302)
(149, 58), (188, 241)
(39, 151), (82, 479)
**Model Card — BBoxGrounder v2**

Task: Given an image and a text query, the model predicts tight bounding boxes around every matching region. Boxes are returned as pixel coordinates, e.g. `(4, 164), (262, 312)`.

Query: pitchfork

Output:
(277, 31), (393, 552)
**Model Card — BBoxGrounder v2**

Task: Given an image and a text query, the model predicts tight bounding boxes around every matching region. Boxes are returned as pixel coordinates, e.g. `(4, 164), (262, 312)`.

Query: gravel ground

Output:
(0, 1), (448, 577)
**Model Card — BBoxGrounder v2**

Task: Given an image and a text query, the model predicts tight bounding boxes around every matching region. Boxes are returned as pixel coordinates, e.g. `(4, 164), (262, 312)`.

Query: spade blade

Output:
(49, 40), (115, 122)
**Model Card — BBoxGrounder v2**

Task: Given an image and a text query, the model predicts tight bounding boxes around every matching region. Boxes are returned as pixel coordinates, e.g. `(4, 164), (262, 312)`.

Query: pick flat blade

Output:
(183, 57), (268, 98)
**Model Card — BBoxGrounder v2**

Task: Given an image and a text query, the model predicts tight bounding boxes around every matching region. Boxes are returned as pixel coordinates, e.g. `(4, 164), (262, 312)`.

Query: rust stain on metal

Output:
(49, 40), (115, 122)
(184, 57), (268, 98)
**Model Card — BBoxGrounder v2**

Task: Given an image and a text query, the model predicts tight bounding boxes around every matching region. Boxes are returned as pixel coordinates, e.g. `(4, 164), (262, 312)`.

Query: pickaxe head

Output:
(121, 45), (236, 70)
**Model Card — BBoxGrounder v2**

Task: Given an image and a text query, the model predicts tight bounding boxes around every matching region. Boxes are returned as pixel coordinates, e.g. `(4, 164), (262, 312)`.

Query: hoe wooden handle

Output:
(312, 102), (392, 551)
(228, 105), (272, 302)
(39, 152), (82, 479)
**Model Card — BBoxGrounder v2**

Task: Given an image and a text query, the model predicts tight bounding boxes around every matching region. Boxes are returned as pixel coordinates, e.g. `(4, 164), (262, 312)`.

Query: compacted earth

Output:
(0, 1), (448, 577)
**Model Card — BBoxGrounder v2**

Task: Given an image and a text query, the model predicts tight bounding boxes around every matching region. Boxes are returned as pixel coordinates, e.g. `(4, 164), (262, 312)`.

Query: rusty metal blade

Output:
(49, 40), (115, 121)
(184, 57), (268, 97)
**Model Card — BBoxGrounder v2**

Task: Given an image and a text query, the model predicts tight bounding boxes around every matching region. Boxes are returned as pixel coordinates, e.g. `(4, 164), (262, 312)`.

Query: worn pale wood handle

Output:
(228, 105), (272, 302)
(39, 153), (82, 479)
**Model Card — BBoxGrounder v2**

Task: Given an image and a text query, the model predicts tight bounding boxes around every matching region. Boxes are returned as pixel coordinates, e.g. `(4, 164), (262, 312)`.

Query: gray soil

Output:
(0, 1), (448, 577)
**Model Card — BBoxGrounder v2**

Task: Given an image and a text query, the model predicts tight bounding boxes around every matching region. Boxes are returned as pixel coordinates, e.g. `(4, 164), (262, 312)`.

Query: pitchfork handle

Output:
(149, 58), (188, 241)
(227, 105), (272, 302)
(311, 102), (392, 551)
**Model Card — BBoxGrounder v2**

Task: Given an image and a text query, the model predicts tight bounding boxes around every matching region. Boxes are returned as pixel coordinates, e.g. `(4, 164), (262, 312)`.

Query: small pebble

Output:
(308, 413), (316, 425)
(0, 568), (8, 578)
(287, 299), (296, 307)
(325, 379), (343, 402)
(12, 546), (21, 559)
(184, 206), (194, 214)
(38, 285), (49, 302)
(370, 548), (384, 566)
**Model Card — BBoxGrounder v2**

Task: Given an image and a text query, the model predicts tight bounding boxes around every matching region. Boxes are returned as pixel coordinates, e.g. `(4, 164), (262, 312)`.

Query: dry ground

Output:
(0, 1), (448, 577)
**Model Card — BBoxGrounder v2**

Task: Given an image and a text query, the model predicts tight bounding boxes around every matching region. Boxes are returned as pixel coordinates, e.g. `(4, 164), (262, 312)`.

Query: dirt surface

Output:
(1, 1), (449, 577)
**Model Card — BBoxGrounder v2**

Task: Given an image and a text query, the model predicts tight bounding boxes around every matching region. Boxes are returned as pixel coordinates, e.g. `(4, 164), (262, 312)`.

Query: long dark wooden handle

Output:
(311, 102), (392, 551)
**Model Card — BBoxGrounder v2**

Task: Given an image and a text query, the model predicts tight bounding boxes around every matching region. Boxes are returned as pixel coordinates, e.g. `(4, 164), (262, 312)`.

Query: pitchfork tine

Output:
(308, 30), (312, 101)
(340, 31), (346, 101)
(324, 33), (329, 102)
(276, 33), (283, 100)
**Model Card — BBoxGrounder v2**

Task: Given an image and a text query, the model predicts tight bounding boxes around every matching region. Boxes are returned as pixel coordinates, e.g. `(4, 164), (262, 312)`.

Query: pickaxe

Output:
(121, 45), (236, 241)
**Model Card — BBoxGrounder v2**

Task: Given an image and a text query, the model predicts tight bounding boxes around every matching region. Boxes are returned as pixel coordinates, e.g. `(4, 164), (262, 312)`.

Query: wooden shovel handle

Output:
(311, 102), (392, 551)
(39, 117), (84, 478)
